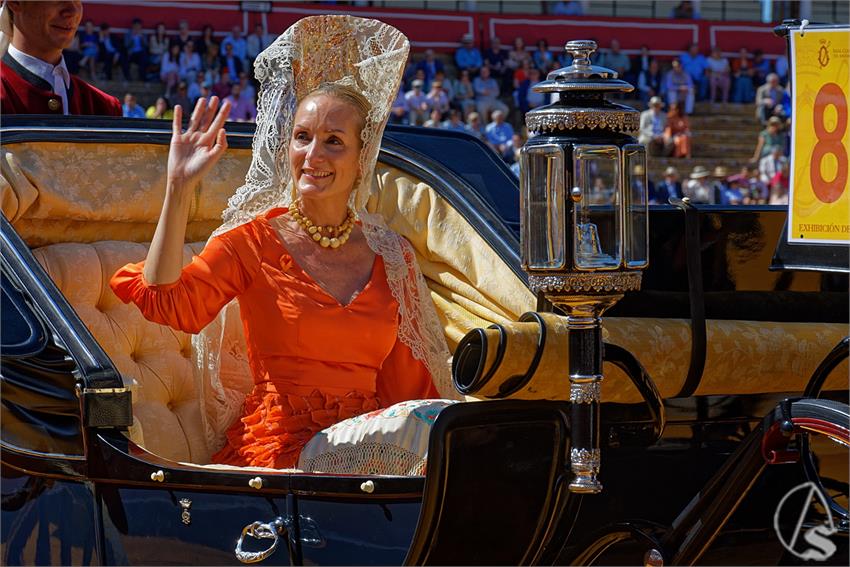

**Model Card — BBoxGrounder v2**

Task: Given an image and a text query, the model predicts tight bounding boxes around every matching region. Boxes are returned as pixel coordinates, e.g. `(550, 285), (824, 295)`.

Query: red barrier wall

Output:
(81, 0), (785, 58)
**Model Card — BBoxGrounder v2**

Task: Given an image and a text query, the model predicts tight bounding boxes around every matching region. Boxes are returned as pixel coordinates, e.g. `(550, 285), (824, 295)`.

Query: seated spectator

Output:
(212, 70), (232, 100)
(404, 79), (430, 126)
(423, 109), (443, 128)
(680, 42), (708, 100)
(638, 97), (672, 156)
(768, 162), (790, 205)
(684, 166), (714, 204)
(752, 49), (771, 87)
(532, 39), (555, 73)
(551, 0), (586, 15)
(96, 23), (120, 80)
(507, 132), (524, 166)
(78, 19), (99, 78)
(416, 49), (444, 92)
(145, 96), (173, 120)
(731, 47), (755, 103)
(433, 70), (454, 102)
(706, 46), (730, 103)
(710, 166), (731, 204)
(169, 20), (192, 51)
(513, 59), (533, 114)
(122, 93), (145, 119)
(485, 110), (514, 160)
(221, 25), (248, 69)
(426, 81), (450, 114)
(453, 69), (477, 118)
(179, 41), (202, 83)
(630, 45), (652, 86)
(149, 22), (169, 68)
(752, 116), (787, 161)
(195, 24), (217, 57)
(651, 166), (683, 204)
(160, 43), (181, 97)
(484, 37), (509, 88)
(220, 42), (244, 81)
(506, 36), (530, 77)
(238, 72), (256, 102)
(123, 18), (149, 82)
(526, 68), (546, 109)
(474, 66), (508, 122)
(600, 39), (630, 79)
(171, 81), (192, 112)
(775, 54), (789, 86)
(187, 73), (204, 104)
(744, 165), (769, 204)
(637, 59), (664, 107)
(465, 111), (488, 144)
(755, 73), (784, 124)
(759, 145), (788, 184)
(455, 33), (482, 75)
(442, 109), (467, 133)
(664, 102), (692, 158)
(226, 83), (256, 122)
(246, 23), (270, 63)
(202, 42), (221, 78)
(671, 1), (699, 18)
(389, 87), (407, 124)
(664, 59), (694, 115)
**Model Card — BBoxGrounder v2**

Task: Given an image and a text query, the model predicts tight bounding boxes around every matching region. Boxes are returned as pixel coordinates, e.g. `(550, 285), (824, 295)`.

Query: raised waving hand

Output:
(168, 96), (231, 190)
(144, 97), (231, 285)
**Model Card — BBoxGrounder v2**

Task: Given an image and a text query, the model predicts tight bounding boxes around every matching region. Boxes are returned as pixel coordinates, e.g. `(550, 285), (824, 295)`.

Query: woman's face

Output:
(289, 94), (363, 203)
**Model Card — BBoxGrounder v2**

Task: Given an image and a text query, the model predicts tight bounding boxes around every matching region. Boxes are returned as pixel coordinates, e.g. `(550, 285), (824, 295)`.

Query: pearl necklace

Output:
(290, 201), (355, 249)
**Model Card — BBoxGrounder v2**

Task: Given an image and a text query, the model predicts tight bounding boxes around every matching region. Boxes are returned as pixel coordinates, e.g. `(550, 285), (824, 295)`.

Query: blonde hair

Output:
(300, 82), (371, 133)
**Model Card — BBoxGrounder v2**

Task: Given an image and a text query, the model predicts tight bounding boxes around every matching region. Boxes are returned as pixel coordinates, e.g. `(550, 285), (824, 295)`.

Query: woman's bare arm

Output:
(144, 97), (231, 285)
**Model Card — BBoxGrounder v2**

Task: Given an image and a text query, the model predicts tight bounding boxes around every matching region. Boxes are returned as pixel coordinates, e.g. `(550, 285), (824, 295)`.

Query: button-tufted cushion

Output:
(32, 241), (252, 463)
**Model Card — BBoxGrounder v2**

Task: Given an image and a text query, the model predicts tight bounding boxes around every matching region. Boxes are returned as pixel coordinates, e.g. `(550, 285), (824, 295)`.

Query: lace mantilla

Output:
(195, 15), (459, 454)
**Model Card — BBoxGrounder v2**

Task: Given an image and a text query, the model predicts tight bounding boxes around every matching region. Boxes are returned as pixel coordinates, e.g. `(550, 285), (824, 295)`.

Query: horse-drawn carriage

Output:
(1, 24), (847, 566)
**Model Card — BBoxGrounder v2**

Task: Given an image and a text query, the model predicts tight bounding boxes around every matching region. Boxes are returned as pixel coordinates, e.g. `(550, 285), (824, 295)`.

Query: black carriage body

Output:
(1, 116), (847, 566)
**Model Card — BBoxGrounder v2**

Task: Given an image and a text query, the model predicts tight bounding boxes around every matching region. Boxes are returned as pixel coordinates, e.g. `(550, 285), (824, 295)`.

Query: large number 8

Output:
(810, 82), (848, 204)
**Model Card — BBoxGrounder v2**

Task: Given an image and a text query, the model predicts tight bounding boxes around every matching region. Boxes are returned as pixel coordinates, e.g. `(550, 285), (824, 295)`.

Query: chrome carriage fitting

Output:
(519, 40), (649, 494)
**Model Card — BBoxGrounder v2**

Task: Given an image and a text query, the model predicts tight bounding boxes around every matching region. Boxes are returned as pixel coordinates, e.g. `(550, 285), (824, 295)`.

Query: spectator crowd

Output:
(64, 18), (266, 122)
(60, 13), (792, 206)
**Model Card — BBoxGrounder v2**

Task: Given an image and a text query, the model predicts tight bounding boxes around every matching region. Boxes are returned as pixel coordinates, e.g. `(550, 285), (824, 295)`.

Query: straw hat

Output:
(690, 165), (710, 179)
(712, 166), (728, 177)
(664, 166), (679, 177)
(649, 96), (663, 107)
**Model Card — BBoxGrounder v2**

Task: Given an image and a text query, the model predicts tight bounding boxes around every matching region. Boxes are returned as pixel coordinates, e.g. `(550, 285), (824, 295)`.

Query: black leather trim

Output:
(669, 198), (707, 398)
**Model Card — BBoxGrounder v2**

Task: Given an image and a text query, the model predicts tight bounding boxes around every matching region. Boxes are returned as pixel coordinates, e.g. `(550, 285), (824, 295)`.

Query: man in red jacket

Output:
(0, 1), (120, 116)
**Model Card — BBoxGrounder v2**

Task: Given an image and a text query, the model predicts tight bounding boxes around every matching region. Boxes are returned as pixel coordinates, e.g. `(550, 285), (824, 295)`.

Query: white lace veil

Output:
(193, 15), (459, 454)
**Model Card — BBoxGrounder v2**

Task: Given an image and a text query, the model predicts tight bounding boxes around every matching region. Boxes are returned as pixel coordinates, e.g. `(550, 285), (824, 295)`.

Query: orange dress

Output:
(110, 208), (439, 469)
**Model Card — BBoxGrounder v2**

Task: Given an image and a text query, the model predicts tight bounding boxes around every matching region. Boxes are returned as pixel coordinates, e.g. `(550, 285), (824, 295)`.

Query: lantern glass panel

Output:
(573, 145), (621, 270)
(520, 144), (566, 270)
(624, 145), (649, 268)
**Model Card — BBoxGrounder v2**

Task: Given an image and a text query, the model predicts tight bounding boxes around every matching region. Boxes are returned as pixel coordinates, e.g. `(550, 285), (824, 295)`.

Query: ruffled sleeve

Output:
(110, 222), (263, 334)
(376, 337), (441, 405)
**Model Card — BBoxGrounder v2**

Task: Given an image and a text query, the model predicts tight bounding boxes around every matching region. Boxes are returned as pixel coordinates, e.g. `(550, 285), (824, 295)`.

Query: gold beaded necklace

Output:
(290, 200), (355, 249)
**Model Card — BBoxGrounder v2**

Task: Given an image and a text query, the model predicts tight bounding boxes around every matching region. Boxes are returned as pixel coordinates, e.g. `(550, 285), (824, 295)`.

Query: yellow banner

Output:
(788, 28), (850, 244)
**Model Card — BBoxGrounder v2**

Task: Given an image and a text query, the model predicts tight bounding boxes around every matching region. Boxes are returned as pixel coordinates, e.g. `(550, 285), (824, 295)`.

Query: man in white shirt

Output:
(1, 0), (120, 115)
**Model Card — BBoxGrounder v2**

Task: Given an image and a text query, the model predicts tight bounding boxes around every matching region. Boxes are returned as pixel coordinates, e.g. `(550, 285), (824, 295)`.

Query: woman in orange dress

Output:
(664, 102), (692, 159)
(110, 16), (456, 469)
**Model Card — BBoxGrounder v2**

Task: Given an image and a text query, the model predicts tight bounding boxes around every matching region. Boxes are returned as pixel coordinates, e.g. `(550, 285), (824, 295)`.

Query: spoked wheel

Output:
(794, 399), (850, 530)
(764, 398), (849, 542)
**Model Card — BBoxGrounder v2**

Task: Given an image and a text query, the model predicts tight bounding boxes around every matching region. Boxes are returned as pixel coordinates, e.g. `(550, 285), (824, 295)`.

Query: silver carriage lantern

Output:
(519, 40), (649, 494)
